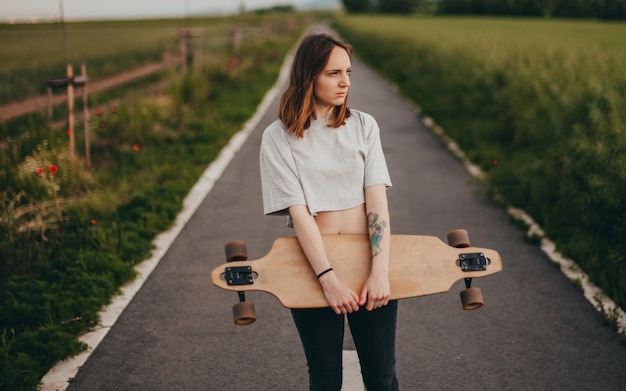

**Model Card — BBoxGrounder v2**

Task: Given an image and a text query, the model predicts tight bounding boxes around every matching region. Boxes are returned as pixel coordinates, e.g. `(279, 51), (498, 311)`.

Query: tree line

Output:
(341, 0), (626, 19)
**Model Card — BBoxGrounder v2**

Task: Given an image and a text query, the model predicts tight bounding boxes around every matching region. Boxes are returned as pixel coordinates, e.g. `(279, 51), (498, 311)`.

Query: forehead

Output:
(324, 46), (351, 69)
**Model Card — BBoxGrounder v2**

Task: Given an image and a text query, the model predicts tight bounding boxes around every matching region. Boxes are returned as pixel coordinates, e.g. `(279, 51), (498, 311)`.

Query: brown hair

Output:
(279, 32), (352, 138)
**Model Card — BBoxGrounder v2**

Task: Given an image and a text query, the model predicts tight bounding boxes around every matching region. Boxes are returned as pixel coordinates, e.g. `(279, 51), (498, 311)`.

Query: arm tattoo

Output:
(367, 212), (387, 257)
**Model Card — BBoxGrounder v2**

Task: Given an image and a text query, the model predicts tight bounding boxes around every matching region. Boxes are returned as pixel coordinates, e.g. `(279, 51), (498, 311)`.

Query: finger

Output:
(359, 287), (368, 307)
(344, 296), (360, 313)
(342, 297), (356, 313)
(370, 295), (387, 311)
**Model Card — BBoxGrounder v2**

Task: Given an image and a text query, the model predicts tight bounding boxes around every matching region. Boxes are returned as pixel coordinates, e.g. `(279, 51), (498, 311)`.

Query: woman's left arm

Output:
(360, 184), (392, 311)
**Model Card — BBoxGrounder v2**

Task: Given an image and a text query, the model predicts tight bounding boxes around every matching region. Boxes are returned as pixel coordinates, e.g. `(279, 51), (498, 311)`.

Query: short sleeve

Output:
(259, 123), (307, 216)
(362, 114), (392, 189)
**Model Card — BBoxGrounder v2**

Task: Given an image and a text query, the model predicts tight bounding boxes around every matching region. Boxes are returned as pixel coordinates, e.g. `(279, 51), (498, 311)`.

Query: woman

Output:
(259, 32), (399, 391)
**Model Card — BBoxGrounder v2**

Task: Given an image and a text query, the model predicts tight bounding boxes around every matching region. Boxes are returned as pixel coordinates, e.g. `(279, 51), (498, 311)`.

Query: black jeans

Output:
(291, 300), (399, 391)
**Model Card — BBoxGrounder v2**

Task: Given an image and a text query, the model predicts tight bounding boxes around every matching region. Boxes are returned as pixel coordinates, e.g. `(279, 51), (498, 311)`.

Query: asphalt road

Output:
(61, 50), (626, 390)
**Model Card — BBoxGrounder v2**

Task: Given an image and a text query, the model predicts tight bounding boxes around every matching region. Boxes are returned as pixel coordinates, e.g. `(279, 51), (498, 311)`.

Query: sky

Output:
(1, 0), (340, 23)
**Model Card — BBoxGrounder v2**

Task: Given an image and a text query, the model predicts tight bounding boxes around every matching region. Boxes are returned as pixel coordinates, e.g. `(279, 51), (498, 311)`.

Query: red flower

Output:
(67, 129), (73, 137)
(132, 144), (140, 152)
(90, 218), (97, 225)
(35, 167), (44, 176)
(96, 107), (104, 117)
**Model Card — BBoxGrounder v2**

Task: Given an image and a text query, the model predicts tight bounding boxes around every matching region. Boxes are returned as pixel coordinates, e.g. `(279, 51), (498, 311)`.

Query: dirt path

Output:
(0, 59), (179, 123)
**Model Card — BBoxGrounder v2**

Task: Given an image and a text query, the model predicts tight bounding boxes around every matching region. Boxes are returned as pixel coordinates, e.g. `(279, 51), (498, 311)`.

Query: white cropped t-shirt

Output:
(259, 109), (391, 219)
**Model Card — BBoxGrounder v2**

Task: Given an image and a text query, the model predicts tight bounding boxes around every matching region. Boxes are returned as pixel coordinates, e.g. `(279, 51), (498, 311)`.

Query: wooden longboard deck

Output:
(211, 234), (502, 309)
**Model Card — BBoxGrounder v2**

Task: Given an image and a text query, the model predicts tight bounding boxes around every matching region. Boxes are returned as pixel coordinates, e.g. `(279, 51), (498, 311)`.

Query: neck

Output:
(312, 105), (333, 120)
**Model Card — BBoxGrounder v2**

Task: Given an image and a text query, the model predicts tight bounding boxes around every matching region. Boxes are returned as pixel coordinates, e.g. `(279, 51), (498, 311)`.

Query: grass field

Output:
(334, 15), (626, 316)
(0, 22), (175, 73)
(0, 20), (174, 103)
(0, 15), (290, 104)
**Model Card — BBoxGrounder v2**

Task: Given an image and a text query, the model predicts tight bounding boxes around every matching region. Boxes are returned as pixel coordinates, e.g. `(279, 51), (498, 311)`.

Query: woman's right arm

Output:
(289, 205), (360, 314)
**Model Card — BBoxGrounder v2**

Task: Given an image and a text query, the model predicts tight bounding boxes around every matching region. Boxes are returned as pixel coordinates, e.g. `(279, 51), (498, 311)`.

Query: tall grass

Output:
(334, 15), (626, 311)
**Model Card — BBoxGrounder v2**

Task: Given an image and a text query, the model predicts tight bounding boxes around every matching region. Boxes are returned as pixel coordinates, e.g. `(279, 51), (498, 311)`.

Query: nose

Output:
(340, 73), (350, 87)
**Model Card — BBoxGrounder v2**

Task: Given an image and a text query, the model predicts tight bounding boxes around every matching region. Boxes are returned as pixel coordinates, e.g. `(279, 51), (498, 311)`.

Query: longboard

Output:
(211, 230), (502, 324)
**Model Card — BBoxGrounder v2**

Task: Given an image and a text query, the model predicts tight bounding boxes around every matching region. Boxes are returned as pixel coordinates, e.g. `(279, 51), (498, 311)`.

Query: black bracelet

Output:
(316, 267), (333, 279)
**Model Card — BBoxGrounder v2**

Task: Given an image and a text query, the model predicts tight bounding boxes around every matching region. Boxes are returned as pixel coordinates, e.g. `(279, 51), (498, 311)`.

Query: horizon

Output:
(1, 0), (341, 24)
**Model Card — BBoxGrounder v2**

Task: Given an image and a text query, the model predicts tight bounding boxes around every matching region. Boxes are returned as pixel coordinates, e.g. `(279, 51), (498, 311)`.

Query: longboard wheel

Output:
(225, 240), (248, 262)
(233, 301), (256, 325)
(460, 287), (484, 310)
(447, 229), (470, 248)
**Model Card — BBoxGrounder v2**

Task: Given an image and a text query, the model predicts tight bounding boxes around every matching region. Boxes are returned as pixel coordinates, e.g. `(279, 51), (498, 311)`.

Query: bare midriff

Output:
(314, 204), (368, 235)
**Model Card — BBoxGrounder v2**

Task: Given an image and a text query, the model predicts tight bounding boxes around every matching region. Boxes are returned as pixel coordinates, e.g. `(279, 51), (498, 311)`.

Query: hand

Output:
(318, 272), (361, 315)
(359, 271), (391, 311)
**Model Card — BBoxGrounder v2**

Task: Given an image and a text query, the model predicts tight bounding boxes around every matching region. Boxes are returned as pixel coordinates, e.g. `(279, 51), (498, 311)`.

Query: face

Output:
(312, 46), (352, 118)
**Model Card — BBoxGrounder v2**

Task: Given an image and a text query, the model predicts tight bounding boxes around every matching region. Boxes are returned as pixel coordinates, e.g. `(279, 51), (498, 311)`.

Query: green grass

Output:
(333, 15), (626, 313)
(0, 14), (292, 104)
(0, 21), (174, 103)
(0, 12), (305, 390)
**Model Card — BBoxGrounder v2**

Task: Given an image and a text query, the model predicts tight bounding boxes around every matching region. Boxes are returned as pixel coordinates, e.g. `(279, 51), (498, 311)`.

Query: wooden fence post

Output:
(179, 31), (187, 75)
(196, 34), (203, 72)
(233, 27), (242, 54)
(80, 63), (91, 167)
(179, 28), (202, 74)
(66, 64), (75, 159)
(47, 85), (53, 120)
